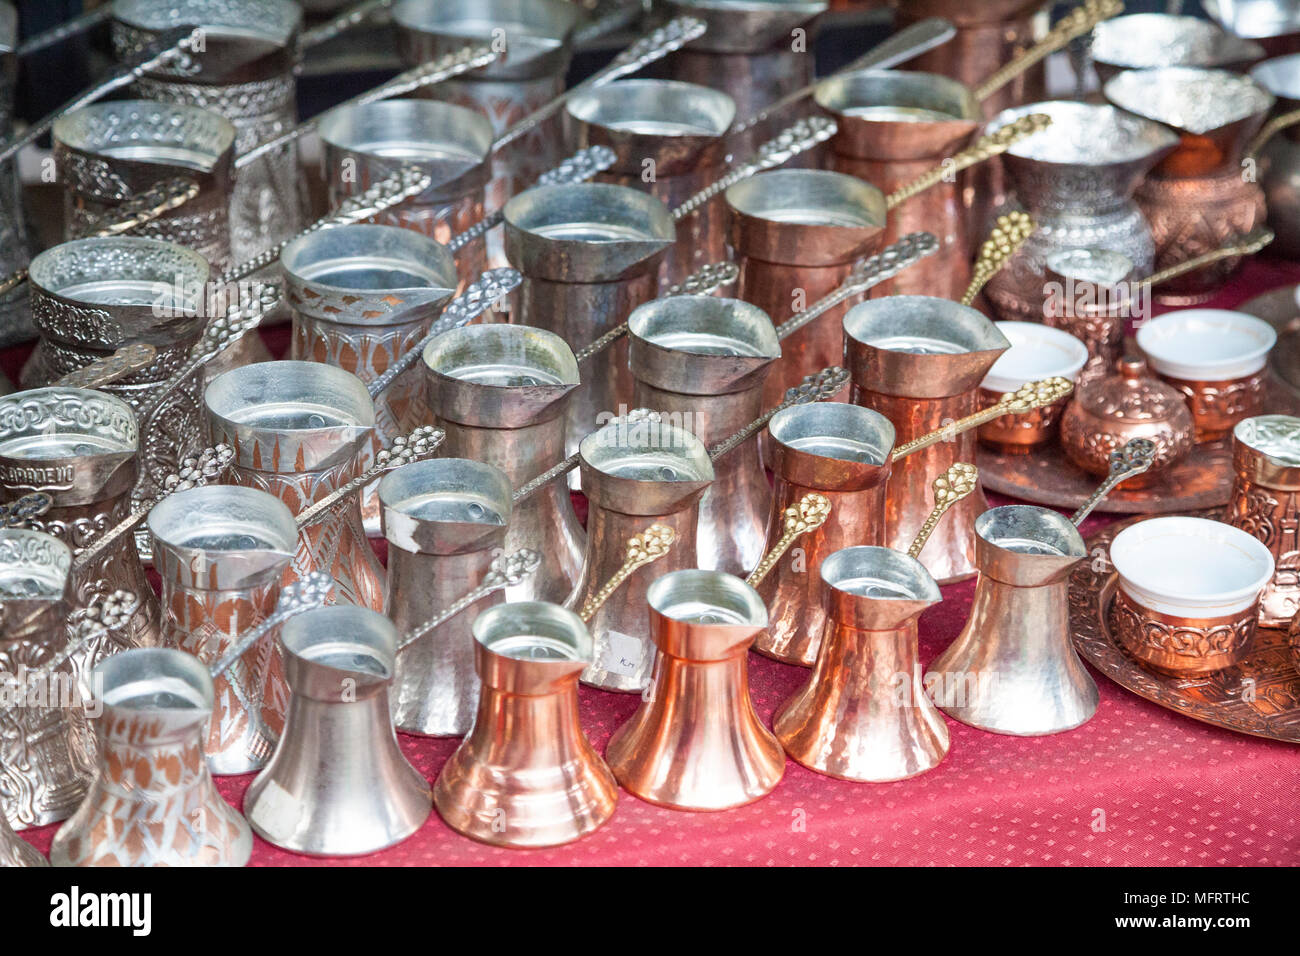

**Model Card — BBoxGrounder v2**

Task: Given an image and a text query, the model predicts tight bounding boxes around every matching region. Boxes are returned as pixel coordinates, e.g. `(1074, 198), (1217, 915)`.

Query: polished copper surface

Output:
(1109, 587), (1259, 676)
(1071, 513), (1300, 744)
(1137, 170), (1268, 305)
(1226, 417), (1300, 626)
(976, 384), (1067, 452)
(1059, 357), (1195, 484)
(1160, 369), (1268, 443)
(605, 570), (784, 811)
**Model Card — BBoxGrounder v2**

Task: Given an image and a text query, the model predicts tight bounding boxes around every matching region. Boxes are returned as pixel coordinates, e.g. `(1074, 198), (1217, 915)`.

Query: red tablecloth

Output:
(12, 260), (1300, 866)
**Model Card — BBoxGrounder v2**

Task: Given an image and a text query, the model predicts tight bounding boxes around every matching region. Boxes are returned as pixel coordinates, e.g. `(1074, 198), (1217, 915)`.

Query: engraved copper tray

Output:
(1071, 514), (1300, 744)
(981, 364), (1300, 513)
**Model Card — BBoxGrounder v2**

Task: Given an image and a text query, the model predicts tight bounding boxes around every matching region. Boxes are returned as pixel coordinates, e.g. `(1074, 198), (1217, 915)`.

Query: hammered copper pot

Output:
(1059, 357), (1195, 486)
(814, 69), (980, 300)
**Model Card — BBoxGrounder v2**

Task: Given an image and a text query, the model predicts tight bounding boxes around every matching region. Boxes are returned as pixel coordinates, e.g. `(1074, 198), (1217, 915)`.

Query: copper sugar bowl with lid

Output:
(1059, 355), (1195, 487)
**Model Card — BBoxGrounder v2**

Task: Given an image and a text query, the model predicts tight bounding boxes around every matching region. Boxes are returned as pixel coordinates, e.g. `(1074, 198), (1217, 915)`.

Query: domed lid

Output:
(1075, 356), (1189, 424)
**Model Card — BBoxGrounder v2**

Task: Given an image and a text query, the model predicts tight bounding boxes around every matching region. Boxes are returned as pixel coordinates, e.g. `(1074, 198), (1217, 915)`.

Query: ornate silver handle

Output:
(573, 1), (648, 46)
(1071, 438), (1157, 526)
(217, 165), (433, 285)
(728, 17), (958, 137)
(396, 549), (543, 653)
(298, 0), (393, 50)
(295, 426), (446, 529)
(209, 573), (336, 679)
(0, 26), (201, 165)
(25, 591), (143, 679)
(77, 445), (236, 570)
(446, 146), (617, 253)
(492, 16), (707, 153)
(573, 260), (740, 363)
(238, 44), (499, 168)
(16, 6), (113, 56)
(367, 268), (523, 397)
(0, 493), (54, 529)
(53, 344), (158, 390)
(774, 232), (941, 341)
(672, 116), (838, 222)
(707, 366), (850, 462)
(512, 410), (663, 504)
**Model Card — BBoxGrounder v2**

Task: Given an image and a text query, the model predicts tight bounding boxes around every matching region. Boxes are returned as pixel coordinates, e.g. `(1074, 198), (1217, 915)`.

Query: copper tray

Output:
(1238, 283), (1300, 399)
(1071, 514), (1300, 744)
(981, 362), (1300, 513)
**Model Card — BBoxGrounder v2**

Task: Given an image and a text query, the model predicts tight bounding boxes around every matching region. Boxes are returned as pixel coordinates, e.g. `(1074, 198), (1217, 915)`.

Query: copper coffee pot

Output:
(843, 295), (1009, 583)
(1104, 67), (1274, 304)
(930, 440), (1153, 736)
(434, 601), (619, 848)
(774, 464), (976, 782)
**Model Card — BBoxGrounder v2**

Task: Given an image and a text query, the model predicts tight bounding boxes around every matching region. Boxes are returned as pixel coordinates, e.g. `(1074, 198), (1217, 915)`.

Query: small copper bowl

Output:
(1136, 310), (1277, 443)
(1108, 516), (1273, 675)
(1059, 356), (1195, 487)
(977, 322), (1088, 453)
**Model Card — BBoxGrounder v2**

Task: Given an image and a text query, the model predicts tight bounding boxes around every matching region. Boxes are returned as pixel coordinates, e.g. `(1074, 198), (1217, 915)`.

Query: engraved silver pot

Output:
(282, 223), (457, 533)
(504, 182), (675, 461)
(316, 100), (494, 288)
(380, 457), (512, 737)
(393, 0), (583, 270)
(204, 360), (387, 611)
(0, 387), (161, 668)
(148, 484), (299, 774)
(423, 324), (585, 604)
(24, 236), (210, 503)
(53, 99), (237, 271)
(0, 530), (96, 831)
(112, 0), (307, 266)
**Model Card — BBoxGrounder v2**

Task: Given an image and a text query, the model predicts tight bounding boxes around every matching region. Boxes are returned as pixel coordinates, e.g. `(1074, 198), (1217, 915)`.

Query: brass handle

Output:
(579, 524), (677, 623)
(1245, 107), (1300, 162)
(974, 0), (1126, 102)
(961, 212), (1036, 307)
(746, 493), (832, 588)
(1140, 227), (1275, 289)
(891, 377), (1074, 462)
(885, 113), (1053, 209)
(1070, 438), (1156, 525)
(52, 343), (158, 390)
(908, 464), (980, 560)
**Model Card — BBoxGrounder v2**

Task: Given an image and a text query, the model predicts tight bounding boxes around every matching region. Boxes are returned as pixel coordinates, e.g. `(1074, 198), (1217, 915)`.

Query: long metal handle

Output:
(295, 426), (445, 529)
(53, 343), (158, 389)
(773, 232), (940, 341)
(891, 377), (1074, 462)
(1070, 438), (1156, 525)
(493, 16), (706, 153)
(574, 260), (740, 363)
(1246, 108), (1300, 161)
(25, 591), (142, 680)
(298, 0), (393, 51)
(237, 44), (498, 168)
(218, 165), (432, 285)
(16, 6), (113, 57)
(75, 445), (235, 571)
(745, 493), (831, 588)
(708, 366), (850, 462)
(446, 145), (617, 253)
(728, 17), (958, 137)
(974, 0), (1125, 102)
(366, 268), (523, 398)
(961, 212), (1036, 307)
(578, 524), (676, 623)
(907, 463), (979, 559)
(512, 410), (663, 504)
(1140, 227), (1275, 289)
(0, 25), (199, 166)
(672, 116), (837, 222)
(885, 113), (1052, 209)
(396, 549), (543, 654)
(209, 573), (335, 679)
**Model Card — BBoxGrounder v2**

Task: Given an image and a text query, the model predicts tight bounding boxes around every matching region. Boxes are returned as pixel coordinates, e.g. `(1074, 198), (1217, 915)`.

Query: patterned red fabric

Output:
(11, 261), (1300, 866)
